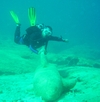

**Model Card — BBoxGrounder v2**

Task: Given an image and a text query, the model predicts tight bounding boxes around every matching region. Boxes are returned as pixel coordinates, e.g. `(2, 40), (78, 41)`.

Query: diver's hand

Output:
(38, 48), (47, 55)
(39, 49), (46, 55)
(62, 39), (69, 42)
(40, 50), (47, 55)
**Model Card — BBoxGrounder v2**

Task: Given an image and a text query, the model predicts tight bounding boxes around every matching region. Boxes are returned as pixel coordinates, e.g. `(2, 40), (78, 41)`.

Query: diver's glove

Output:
(62, 39), (69, 42)
(38, 49), (47, 55)
(38, 46), (47, 55)
(60, 36), (69, 42)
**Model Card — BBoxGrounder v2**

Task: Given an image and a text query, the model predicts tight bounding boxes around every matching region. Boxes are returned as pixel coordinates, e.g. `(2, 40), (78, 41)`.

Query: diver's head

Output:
(42, 26), (52, 37)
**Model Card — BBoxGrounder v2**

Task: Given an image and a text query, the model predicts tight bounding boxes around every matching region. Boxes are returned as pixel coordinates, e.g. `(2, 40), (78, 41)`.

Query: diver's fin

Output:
(10, 11), (20, 24)
(28, 7), (36, 26)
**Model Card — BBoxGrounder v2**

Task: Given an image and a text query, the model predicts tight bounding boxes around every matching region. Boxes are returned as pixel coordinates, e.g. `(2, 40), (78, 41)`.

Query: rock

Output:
(33, 64), (77, 102)
(33, 64), (63, 102)
(62, 78), (77, 92)
(93, 63), (100, 68)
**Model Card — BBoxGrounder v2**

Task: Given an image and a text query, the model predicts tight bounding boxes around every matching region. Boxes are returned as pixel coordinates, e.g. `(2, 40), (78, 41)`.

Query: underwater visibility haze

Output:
(0, 0), (100, 102)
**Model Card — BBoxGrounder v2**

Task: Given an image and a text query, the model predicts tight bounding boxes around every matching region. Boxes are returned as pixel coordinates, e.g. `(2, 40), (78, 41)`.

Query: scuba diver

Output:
(10, 7), (68, 55)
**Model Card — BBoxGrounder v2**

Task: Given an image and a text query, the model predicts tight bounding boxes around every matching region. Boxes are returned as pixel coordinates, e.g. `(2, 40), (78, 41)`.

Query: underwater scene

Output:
(0, 0), (100, 102)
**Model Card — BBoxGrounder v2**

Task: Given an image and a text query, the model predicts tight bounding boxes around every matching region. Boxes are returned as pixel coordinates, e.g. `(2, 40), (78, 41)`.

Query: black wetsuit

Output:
(14, 25), (65, 54)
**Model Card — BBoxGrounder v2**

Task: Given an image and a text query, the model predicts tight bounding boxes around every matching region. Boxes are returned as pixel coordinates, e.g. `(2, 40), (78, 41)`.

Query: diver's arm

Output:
(47, 36), (68, 42)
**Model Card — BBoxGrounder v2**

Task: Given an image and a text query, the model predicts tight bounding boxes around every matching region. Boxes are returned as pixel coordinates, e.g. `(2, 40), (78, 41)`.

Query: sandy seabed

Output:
(0, 37), (100, 102)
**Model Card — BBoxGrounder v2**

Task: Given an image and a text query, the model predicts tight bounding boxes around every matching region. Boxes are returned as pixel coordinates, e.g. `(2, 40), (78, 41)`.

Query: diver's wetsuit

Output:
(14, 25), (65, 54)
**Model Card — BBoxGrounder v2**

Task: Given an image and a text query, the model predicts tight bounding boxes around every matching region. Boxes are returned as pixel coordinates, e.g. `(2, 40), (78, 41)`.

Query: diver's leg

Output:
(14, 25), (20, 43)
(14, 25), (23, 44)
